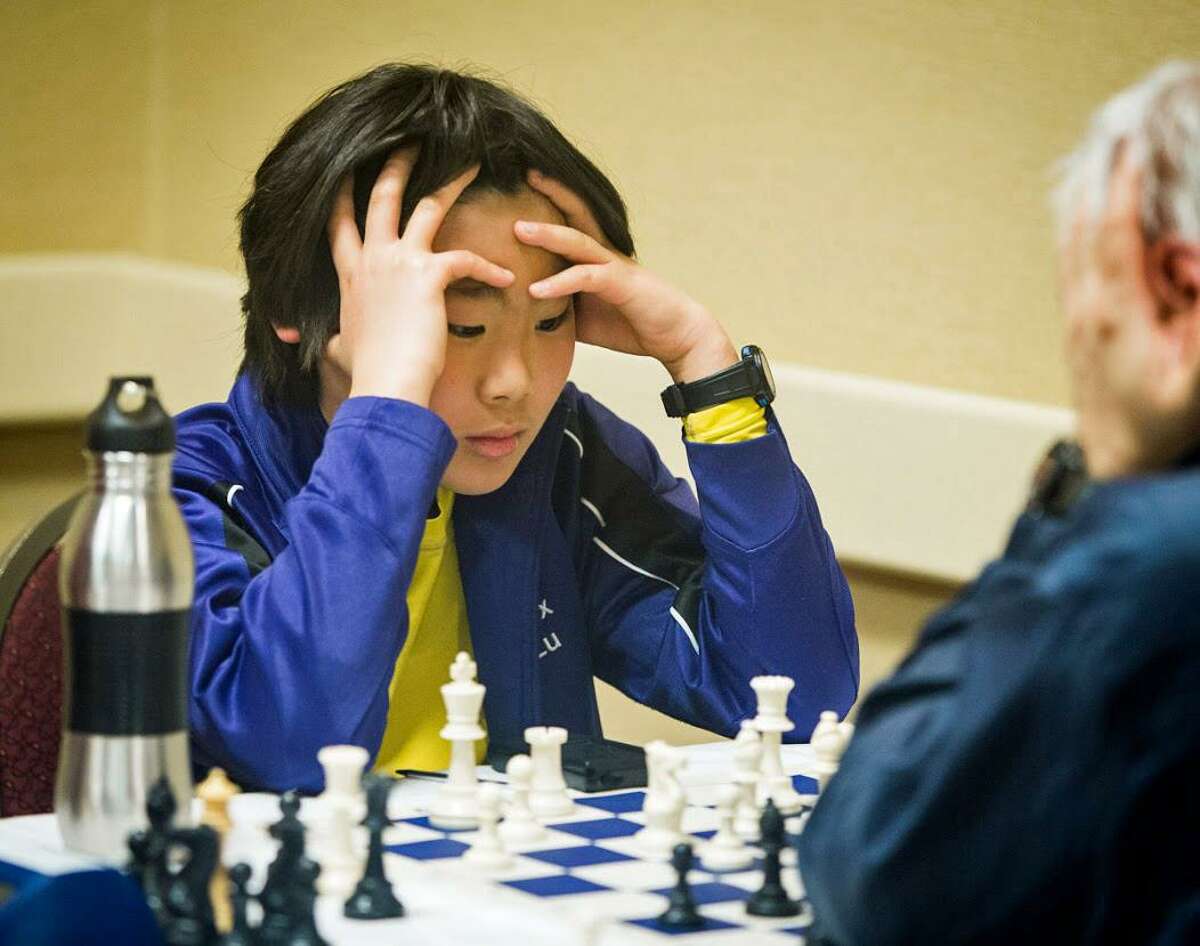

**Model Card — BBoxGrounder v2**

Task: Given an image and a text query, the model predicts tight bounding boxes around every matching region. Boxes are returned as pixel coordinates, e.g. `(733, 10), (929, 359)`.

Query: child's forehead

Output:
(433, 188), (567, 277)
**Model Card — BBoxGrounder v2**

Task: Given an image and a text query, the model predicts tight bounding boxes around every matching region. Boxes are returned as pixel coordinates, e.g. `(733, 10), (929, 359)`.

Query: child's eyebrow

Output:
(446, 278), (504, 298)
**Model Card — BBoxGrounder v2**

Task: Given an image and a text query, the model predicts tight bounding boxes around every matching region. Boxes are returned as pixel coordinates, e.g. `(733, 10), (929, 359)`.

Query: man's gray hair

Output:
(1054, 61), (1200, 244)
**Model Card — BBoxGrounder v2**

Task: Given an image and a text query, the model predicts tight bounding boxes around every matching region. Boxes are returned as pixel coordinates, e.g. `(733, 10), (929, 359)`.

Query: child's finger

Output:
(526, 170), (614, 249)
(404, 164), (481, 248)
(438, 249), (515, 289)
(529, 264), (610, 300)
(364, 146), (418, 245)
(514, 220), (610, 265)
(326, 174), (361, 278)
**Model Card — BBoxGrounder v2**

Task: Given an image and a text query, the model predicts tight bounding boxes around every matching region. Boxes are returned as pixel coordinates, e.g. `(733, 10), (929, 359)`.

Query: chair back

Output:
(0, 496), (79, 816)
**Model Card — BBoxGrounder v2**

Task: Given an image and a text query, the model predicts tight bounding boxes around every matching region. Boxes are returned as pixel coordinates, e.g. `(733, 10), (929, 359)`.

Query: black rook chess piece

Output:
(344, 773), (405, 920)
(659, 842), (704, 930)
(747, 799), (800, 918)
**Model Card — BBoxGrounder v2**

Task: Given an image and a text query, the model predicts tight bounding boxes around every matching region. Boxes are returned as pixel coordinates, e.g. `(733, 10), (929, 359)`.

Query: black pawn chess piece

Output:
(219, 863), (257, 946)
(286, 858), (329, 946)
(658, 842), (704, 930)
(747, 799), (800, 917)
(344, 773), (404, 920)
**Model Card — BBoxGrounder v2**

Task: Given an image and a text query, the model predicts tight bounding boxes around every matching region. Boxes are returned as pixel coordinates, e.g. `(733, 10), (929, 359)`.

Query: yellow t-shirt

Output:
(374, 397), (767, 772)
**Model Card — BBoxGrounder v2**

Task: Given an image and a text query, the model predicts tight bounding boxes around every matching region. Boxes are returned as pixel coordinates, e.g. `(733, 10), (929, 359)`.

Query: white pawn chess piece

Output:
(499, 754), (546, 845)
(750, 675), (804, 815)
(525, 726), (573, 818)
(635, 741), (687, 859)
(732, 723), (764, 840)
(429, 652), (487, 829)
(701, 784), (754, 871)
(811, 710), (856, 793)
(464, 784), (512, 870)
(314, 744), (368, 897)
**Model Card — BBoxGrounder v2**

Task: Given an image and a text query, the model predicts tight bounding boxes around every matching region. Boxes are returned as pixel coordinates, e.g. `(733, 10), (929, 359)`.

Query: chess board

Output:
(379, 774), (818, 944)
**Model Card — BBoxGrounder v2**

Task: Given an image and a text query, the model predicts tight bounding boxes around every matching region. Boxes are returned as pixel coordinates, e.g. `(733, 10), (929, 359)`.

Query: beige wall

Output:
(4, 2), (1198, 738)
(7, 2), (1200, 405)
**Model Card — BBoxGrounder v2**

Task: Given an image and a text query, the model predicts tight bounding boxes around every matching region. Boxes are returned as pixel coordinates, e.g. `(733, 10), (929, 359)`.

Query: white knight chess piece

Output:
(429, 652), (487, 830)
(635, 741), (687, 859)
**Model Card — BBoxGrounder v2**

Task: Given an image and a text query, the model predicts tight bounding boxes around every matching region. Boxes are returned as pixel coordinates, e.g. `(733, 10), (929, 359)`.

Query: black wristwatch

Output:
(660, 345), (776, 418)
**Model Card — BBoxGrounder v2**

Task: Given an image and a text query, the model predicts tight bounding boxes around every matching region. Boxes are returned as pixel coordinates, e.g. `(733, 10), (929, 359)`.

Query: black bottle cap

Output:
(85, 377), (175, 454)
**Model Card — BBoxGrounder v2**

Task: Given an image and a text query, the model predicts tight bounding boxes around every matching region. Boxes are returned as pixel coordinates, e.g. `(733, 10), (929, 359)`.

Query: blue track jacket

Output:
(799, 465), (1200, 946)
(172, 374), (859, 792)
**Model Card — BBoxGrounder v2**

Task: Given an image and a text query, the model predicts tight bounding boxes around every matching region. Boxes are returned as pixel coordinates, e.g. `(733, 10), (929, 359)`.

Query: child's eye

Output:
(536, 309), (572, 333)
(448, 324), (485, 339)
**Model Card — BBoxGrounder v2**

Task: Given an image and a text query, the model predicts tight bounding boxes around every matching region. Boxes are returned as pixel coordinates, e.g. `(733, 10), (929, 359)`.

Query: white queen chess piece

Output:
(429, 652), (487, 829)
(635, 740), (687, 859)
(750, 675), (805, 815)
(811, 710), (856, 793)
(525, 726), (574, 818)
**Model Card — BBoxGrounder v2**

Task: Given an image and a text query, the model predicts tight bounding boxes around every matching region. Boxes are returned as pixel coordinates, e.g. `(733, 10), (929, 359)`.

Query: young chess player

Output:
(172, 64), (859, 792)
(799, 62), (1200, 945)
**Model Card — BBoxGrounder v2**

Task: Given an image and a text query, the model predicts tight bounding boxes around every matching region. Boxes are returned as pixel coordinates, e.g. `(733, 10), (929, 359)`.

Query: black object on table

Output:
(746, 799), (800, 918)
(485, 733), (648, 792)
(344, 773), (405, 920)
(659, 842), (705, 930)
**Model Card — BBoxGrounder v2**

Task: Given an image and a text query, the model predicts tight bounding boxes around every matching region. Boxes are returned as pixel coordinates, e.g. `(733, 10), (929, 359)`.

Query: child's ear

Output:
(272, 324), (301, 344)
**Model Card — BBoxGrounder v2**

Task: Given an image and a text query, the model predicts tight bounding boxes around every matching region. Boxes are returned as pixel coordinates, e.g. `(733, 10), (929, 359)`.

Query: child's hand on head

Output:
(324, 148), (515, 406)
(516, 170), (737, 384)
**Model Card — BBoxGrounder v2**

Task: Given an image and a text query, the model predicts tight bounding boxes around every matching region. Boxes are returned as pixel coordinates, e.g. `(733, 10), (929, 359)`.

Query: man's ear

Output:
(272, 324), (301, 344)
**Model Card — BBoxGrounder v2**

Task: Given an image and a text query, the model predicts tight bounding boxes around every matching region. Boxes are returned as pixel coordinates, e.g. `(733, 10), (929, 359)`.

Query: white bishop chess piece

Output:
(750, 675), (805, 815)
(429, 652), (487, 829)
(811, 710), (856, 793)
(635, 741), (687, 859)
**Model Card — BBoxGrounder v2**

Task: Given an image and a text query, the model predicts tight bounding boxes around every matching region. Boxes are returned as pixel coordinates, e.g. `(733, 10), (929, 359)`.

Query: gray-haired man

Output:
(799, 62), (1200, 946)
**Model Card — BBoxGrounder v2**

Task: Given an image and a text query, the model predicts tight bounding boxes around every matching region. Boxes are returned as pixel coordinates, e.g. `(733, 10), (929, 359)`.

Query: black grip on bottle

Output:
(64, 609), (190, 735)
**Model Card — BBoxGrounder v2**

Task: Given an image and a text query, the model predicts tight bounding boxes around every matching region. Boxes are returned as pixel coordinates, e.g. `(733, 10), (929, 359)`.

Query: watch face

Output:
(749, 346), (775, 400)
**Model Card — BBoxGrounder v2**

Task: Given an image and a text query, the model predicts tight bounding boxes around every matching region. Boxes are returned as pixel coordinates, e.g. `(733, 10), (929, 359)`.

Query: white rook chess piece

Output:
(314, 744), (368, 897)
(635, 741), (687, 859)
(499, 754), (546, 844)
(750, 675), (804, 815)
(732, 722), (764, 840)
(525, 726), (573, 818)
(701, 784), (754, 871)
(429, 652), (487, 830)
(811, 710), (856, 793)
(464, 784), (512, 870)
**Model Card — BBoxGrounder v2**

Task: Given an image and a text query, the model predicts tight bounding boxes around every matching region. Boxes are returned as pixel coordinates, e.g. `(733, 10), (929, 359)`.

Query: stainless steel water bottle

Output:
(56, 377), (195, 857)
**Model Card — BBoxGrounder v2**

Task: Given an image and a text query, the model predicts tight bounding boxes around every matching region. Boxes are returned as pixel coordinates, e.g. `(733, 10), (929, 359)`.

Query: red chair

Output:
(0, 496), (79, 816)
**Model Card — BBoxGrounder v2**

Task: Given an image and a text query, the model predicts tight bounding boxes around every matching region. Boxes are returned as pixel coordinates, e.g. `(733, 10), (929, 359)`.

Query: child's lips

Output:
(464, 431), (522, 459)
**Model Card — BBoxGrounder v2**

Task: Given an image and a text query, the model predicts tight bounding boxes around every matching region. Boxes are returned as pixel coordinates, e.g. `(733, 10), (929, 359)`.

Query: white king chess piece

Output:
(811, 710), (856, 793)
(429, 652), (487, 829)
(750, 675), (805, 815)
(525, 726), (574, 817)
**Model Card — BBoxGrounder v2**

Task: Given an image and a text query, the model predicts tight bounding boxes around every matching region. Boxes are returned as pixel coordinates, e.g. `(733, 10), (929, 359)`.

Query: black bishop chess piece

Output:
(344, 773), (405, 920)
(658, 842), (704, 930)
(746, 798), (800, 917)
(259, 790), (317, 945)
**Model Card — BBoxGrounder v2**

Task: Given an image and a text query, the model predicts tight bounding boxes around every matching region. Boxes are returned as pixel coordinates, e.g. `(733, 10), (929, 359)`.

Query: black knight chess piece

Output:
(747, 798), (800, 917)
(127, 776), (177, 926)
(343, 773), (404, 920)
(659, 842), (704, 930)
